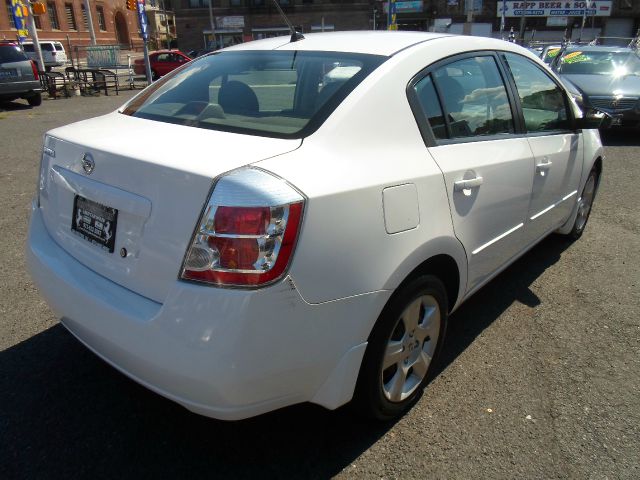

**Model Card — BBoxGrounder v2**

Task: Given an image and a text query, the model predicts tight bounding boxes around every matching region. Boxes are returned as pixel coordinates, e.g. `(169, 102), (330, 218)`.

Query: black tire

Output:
(354, 275), (448, 421)
(564, 168), (599, 240)
(27, 92), (42, 107)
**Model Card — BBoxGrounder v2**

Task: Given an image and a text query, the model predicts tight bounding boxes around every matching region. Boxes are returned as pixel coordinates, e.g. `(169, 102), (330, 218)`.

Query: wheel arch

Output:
(381, 236), (467, 314)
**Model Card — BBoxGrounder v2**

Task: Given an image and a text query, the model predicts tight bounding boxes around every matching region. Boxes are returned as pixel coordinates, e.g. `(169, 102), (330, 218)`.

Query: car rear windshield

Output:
(122, 50), (386, 138)
(558, 50), (640, 75)
(0, 45), (27, 62)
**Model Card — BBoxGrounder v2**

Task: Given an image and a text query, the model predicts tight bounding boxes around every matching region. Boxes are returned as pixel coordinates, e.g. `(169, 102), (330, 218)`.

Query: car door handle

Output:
(536, 160), (553, 171)
(454, 176), (483, 191)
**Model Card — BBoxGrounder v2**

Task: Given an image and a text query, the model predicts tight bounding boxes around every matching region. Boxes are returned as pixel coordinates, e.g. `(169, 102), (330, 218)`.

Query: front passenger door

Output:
(501, 53), (583, 242)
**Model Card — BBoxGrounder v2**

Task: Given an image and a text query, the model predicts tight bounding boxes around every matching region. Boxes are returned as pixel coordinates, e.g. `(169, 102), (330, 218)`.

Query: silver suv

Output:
(0, 43), (42, 107)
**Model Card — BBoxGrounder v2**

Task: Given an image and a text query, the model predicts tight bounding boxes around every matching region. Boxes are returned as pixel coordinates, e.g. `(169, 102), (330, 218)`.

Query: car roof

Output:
(223, 31), (454, 56)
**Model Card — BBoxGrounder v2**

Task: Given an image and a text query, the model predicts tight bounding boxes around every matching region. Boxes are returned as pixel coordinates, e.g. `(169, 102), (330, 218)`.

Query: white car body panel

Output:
(40, 115), (301, 302)
(27, 32), (603, 420)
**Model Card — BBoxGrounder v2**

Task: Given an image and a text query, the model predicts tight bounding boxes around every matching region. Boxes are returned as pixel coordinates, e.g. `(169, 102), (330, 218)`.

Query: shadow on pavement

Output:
(0, 100), (34, 111)
(0, 236), (572, 479)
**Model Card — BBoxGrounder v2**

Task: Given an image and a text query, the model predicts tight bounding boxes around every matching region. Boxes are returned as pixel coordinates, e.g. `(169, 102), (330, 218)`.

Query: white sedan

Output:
(27, 31), (603, 421)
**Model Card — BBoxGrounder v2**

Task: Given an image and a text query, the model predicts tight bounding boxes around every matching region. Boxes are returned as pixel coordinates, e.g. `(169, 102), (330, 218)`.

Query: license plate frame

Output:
(71, 195), (118, 253)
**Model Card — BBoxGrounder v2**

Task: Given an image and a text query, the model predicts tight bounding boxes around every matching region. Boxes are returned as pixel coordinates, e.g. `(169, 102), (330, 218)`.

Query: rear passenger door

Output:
(409, 53), (534, 294)
(500, 53), (583, 242)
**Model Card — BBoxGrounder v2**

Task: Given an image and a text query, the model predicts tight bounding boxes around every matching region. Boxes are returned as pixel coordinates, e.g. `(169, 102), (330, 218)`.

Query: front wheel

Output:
(565, 168), (599, 240)
(354, 275), (448, 421)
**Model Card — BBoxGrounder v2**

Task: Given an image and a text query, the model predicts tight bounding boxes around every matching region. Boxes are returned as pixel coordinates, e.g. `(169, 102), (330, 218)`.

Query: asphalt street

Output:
(1, 93), (638, 479)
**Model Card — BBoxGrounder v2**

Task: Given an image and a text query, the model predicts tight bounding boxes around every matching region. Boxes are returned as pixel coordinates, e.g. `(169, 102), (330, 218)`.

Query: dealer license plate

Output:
(71, 195), (118, 253)
(0, 69), (18, 80)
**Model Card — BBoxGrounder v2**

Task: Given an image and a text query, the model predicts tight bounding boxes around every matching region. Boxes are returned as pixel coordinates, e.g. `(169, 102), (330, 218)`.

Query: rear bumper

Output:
(27, 205), (389, 420)
(0, 81), (42, 98)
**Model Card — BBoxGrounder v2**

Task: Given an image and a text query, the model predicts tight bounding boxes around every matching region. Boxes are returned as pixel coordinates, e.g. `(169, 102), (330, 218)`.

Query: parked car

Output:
(22, 40), (67, 71)
(187, 48), (215, 59)
(27, 32), (604, 421)
(133, 50), (191, 80)
(553, 45), (640, 127)
(0, 43), (42, 106)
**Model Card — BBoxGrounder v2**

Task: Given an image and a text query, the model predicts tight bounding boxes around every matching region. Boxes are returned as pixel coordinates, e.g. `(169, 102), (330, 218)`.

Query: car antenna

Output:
(271, 0), (304, 43)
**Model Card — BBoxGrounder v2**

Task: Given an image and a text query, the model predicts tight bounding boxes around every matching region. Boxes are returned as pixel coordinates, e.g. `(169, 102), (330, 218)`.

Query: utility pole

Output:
(519, 0), (527, 43)
(207, 0), (215, 48)
(463, 0), (473, 36)
(83, 0), (97, 45)
(161, 0), (170, 49)
(25, 6), (45, 71)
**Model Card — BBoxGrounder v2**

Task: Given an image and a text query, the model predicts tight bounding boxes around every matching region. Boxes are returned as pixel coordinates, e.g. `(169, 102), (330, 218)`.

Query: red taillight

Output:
(214, 206), (269, 235)
(181, 169), (305, 288)
(30, 60), (39, 80)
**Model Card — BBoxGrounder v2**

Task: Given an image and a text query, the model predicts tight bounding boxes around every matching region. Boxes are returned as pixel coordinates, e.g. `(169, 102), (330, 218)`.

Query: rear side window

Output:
(413, 75), (447, 140)
(502, 53), (570, 132)
(414, 55), (515, 140)
(0, 45), (28, 62)
(54, 43), (64, 51)
(40, 43), (55, 51)
(123, 50), (386, 138)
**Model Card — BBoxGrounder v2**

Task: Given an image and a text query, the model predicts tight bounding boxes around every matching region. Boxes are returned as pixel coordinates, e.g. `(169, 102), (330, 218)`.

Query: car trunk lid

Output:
(39, 112), (301, 303)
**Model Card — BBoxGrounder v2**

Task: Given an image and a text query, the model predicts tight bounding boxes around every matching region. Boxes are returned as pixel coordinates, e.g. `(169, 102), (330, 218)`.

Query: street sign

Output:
(136, 0), (149, 41)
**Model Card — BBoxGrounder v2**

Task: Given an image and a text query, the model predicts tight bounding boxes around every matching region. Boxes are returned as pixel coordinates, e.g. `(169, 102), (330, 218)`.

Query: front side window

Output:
(503, 53), (570, 132)
(123, 51), (385, 138)
(423, 55), (515, 139)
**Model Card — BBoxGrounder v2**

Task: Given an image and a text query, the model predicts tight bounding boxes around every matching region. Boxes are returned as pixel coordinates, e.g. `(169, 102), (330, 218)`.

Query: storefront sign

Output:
(383, 1), (424, 14)
(216, 16), (245, 29)
(496, 1), (612, 17)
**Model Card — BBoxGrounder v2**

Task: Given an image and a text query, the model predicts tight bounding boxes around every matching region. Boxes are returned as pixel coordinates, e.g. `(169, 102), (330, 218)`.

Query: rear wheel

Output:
(354, 275), (448, 421)
(565, 168), (599, 240)
(27, 92), (42, 107)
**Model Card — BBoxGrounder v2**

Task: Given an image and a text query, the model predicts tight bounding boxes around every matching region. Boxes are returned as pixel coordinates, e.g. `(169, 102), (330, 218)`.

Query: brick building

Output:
(174, 0), (377, 52)
(1, 0), (143, 48)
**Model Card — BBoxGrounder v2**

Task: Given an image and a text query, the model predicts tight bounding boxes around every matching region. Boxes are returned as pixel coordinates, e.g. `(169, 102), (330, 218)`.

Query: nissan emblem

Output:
(81, 153), (95, 175)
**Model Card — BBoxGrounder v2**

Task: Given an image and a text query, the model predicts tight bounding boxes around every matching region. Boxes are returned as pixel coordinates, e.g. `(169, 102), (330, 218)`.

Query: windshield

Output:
(558, 50), (640, 76)
(122, 50), (386, 138)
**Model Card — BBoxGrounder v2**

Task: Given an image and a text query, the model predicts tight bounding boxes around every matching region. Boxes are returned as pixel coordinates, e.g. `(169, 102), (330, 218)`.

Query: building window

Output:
(188, 0), (209, 7)
(65, 3), (77, 30)
(96, 5), (106, 31)
(47, 1), (60, 29)
(6, 0), (16, 28)
(230, 0), (242, 6)
(81, 4), (88, 30)
(33, 12), (42, 29)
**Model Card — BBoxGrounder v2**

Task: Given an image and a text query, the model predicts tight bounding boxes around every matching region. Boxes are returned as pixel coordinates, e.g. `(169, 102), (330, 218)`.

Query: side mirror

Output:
(575, 109), (613, 130)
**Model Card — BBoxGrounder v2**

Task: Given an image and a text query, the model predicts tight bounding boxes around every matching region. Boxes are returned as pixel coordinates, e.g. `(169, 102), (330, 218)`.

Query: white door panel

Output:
(526, 134), (583, 240)
(428, 138), (534, 291)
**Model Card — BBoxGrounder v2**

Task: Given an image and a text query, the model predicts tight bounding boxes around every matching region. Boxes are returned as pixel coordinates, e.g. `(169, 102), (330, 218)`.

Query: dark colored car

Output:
(0, 43), (42, 106)
(553, 45), (640, 127)
(187, 48), (215, 59)
(133, 50), (192, 81)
